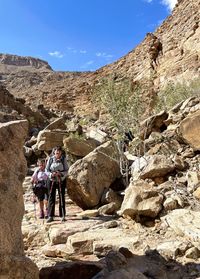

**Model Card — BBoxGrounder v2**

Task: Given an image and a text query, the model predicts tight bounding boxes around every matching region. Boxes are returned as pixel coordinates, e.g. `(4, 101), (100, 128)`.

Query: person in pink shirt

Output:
(31, 158), (49, 219)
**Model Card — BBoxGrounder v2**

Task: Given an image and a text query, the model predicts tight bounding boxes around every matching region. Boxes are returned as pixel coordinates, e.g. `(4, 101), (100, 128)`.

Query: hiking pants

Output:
(48, 179), (66, 217)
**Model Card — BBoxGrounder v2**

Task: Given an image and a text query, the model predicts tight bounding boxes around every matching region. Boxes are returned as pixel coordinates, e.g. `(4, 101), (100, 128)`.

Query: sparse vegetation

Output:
(93, 76), (145, 137)
(155, 78), (200, 112)
(92, 76), (149, 185)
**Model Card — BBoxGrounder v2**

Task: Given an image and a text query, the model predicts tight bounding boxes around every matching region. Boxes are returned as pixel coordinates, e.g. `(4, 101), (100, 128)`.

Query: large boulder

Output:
(162, 209), (200, 242)
(131, 155), (175, 181)
(86, 128), (108, 144)
(67, 141), (120, 209)
(63, 136), (98, 157)
(34, 129), (67, 151)
(140, 110), (168, 139)
(119, 180), (163, 218)
(0, 120), (39, 279)
(140, 155), (175, 179)
(44, 117), (67, 131)
(179, 110), (200, 150)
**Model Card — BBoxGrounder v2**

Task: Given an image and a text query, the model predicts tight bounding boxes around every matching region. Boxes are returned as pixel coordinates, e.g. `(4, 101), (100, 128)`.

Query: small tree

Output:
(92, 76), (146, 185)
(93, 76), (144, 137)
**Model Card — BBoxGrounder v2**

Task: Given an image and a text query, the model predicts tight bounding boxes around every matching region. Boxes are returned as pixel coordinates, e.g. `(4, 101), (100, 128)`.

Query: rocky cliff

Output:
(0, 120), (39, 279)
(97, 0), (200, 88)
(0, 0), (200, 116)
(0, 84), (47, 127)
(0, 53), (52, 73)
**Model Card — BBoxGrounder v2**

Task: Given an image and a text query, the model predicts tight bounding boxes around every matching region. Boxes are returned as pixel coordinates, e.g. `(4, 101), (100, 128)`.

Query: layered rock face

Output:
(0, 120), (39, 279)
(0, 84), (46, 127)
(97, 0), (200, 87)
(0, 0), (200, 116)
(0, 53), (52, 72)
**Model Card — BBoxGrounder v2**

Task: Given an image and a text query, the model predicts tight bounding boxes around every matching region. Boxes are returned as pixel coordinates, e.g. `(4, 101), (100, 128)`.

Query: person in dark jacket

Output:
(45, 146), (68, 223)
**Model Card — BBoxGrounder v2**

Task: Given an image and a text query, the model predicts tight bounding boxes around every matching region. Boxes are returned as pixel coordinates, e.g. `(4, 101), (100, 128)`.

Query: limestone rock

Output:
(193, 187), (200, 200)
(67, 228), (138, 256)
(0, 84), (45, 127)
(98, 202), (119, 215)
(179, 110), (200, 150)
(101, 188), (122, 206)
(35, 129), (67, 151)
(0, 53), (52, 72)
(0, 120), (39, 279)
(186, 171), (200, 193)
(163, 197), (179, 211)
(157, 241), (188, 259)
(185, 247), (200, 259)
(44, 117), (67, 131)
(86, 128), (108, 144)
(141, 111), (168, 139)
(63, 136), (98, 157)
(140, 155), (175, 179)
(162, 209), (200, 242)
(67, 141), (120, 209)
(1, 0), (200, 118)
(119, 180), (163, 218)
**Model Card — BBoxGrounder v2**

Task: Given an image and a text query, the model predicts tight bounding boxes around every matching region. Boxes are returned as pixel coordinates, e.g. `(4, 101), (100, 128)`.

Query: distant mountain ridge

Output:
(0, 0), (199, 117)
(0, 53), (52, 73)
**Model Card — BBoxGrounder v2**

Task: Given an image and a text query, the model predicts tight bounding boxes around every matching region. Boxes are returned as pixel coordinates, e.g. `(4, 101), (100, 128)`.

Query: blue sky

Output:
(0, 0), (177, 71)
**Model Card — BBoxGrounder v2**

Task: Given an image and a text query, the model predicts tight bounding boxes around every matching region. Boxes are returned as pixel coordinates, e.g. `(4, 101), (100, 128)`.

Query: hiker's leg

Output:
(48, 183), (56, 217)
(39, 200), (44, 211)
(59, 181), (66, 217)
(44, 199), (48, 217)
(39, 200), (44, 218)
(35, 188), (45, 218)
(44, 188), (49, 217)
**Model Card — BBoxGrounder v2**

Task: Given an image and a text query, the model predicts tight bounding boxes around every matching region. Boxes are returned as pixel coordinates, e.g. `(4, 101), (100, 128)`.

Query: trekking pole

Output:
(31, 193), (37, 220)
(47, 178), (55, 216)
(30, 182), (37, 220)
(58, 175), (65, 222)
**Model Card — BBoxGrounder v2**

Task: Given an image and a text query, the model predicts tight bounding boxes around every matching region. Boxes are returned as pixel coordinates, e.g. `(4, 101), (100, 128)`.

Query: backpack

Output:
(32, 169), (47, 195)
(48, 154), (67, 171)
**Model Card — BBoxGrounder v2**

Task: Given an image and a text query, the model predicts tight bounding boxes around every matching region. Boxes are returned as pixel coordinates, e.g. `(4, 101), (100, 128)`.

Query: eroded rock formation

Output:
(0, 0), (199, 117)
(0, 120), (39, 279)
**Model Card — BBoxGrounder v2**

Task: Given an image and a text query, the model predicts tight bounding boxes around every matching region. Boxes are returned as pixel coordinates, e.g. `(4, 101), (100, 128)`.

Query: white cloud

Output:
(80, 60), (94, 69)
(86, 60), (94, 65)
(96, 52), (114, 59)
(144, 0), (153, 3)
(161, 0), (177, 11)
(67, 47), (87, 55)
(67, 46), (77, 53)
(48, 51), (64, 58)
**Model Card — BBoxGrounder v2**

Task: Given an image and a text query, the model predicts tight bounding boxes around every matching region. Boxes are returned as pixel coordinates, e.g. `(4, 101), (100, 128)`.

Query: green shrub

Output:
(92, 76), (144, 138)
(155, 79), (200, 112)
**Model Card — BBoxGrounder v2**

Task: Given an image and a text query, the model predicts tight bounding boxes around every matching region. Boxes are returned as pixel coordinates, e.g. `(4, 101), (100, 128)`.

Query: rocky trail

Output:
(22, 171), (200, 279)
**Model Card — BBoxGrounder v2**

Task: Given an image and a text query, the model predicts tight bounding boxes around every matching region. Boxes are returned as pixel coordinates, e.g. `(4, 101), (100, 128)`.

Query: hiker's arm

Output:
(60, 157), (68, 179)
(31, 169), (38, 184)
(45, 158), (53, 179)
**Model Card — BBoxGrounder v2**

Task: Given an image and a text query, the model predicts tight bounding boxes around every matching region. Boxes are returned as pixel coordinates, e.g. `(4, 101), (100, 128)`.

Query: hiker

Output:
(31, 158), (49, 219)
(45, 146), (68, 223)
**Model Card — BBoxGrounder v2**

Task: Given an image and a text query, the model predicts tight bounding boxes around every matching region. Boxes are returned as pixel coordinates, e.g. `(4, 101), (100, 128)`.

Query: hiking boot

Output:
(45, 209), (48, 219)
(39, 210), (44, 219)
(46, 217), (53, 223)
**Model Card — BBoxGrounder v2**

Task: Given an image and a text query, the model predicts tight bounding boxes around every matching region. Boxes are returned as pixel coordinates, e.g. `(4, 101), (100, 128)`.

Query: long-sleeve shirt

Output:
(45, 155), (68, 181)
(31, 168), (48, 184)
